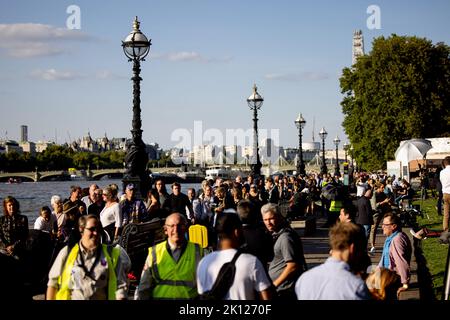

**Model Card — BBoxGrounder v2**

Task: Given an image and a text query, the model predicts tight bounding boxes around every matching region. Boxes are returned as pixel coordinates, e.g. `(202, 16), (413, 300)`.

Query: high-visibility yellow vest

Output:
(329, 200), (343, 212)
(55, 243), (120, 300)
(150, 241), (201, 299)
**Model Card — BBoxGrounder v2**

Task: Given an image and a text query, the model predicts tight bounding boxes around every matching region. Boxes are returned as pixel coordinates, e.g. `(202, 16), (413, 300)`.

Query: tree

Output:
(340, 35), (450, 170)
(36, 145), (74, 170)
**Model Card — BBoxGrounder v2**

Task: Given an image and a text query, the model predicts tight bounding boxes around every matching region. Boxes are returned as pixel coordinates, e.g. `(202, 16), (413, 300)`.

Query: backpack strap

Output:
(208, 249), (242, 299)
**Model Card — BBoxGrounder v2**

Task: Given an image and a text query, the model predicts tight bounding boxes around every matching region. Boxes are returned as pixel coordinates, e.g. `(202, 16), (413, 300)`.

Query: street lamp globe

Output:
(295, 113), (306, 130)
(247, 84), (264, 110)
(319, 127), (328, 140)
(122, 16), (151, 61)
(333, 136), (341, 147)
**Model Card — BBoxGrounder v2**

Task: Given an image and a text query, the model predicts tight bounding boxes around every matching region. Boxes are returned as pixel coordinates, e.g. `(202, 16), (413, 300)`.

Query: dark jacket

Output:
(356, 196), (373, 226)
(163, 193), (193, 218)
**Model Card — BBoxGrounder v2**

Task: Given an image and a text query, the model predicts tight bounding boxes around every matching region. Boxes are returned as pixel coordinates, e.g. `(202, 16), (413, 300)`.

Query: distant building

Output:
(19, 141), (36, 154)
(96, 134), (113, 152)
(36, 141), (55, 153)
(146, 142), (162, 160)
(4, 140), (22, 153)
(20, 125), (28, 142)
(110, 138), (127, 151)
(352, 30), (365, 65)
(79, 132), (98, 152)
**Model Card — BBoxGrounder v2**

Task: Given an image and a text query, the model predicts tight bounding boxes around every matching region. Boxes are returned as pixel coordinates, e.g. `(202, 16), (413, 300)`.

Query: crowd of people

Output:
(0, 155), (449, 300)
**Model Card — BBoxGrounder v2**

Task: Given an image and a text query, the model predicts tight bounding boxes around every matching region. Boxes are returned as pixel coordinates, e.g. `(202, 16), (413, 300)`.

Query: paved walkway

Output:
(293, 215), (420, 300)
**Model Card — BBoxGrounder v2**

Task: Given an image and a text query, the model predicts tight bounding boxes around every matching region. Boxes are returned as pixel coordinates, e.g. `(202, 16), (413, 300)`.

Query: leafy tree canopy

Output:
(340, 34), (450, 171)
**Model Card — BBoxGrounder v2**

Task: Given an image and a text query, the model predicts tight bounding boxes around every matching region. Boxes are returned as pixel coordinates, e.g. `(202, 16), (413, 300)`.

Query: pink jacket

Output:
(379, 231), (412, 284)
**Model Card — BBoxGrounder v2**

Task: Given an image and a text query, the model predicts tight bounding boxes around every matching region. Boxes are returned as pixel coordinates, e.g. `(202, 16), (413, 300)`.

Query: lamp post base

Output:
(122, 138), (150, 200)
(251, 162), (262, 179)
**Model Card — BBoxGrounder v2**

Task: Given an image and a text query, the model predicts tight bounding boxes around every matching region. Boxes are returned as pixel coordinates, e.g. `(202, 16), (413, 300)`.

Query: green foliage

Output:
(36, 145), (74, 171)
(1, 146), (127, 172)
(415, 197), (448, 300)
(340, 35), (450, 171)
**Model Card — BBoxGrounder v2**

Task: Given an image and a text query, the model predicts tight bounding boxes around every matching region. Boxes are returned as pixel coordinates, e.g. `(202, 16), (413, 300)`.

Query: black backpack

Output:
(200, 249), (242, 300)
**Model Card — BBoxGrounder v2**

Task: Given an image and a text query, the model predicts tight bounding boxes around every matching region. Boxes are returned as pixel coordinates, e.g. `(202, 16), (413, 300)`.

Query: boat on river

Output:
(204, 165), (247, 181)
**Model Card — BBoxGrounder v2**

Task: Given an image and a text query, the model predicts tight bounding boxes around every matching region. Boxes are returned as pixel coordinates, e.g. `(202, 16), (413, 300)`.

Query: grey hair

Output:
(260, 203), (281, 217)
(50, 195), (62, 206)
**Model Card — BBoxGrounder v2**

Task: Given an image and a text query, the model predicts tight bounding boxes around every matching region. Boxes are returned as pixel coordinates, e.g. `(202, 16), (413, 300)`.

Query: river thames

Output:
(0, 179), (201, 226)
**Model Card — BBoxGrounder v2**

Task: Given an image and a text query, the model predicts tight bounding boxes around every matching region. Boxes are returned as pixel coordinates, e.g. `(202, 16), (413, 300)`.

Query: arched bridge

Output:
(0, 169), (127, 182)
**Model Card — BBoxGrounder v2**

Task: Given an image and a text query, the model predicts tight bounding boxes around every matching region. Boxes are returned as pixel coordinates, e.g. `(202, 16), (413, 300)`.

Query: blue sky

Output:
(0, 0), (449, 150)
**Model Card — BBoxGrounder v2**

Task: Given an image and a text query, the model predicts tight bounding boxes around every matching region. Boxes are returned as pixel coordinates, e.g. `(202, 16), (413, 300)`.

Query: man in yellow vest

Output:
(46, 214), (131, 300)
(135, 212), (203, 299)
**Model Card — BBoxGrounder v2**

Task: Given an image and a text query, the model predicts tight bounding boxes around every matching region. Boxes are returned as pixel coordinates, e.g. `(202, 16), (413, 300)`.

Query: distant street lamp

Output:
(319, 127), (328, 175)
(333, 135), (341, 177)
(343, 142), (349, 163)
(350, 145), (354, 170)
(247, 84), (263, 178)
(295, 113), (306, 176)
(121, 17), (151, 199)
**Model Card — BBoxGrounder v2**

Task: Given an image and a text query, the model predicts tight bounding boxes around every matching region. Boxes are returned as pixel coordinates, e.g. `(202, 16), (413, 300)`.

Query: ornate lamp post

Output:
(295, 113), (306, 176)
(333, 135), (341, 177)
(247, 84), (263, 178)
(319, 127), (328, 175)
(121, 17), (151, 199)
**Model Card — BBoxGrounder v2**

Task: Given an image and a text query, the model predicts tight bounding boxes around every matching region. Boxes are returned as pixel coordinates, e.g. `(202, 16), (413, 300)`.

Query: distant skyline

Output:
(1, 0), (449, 150)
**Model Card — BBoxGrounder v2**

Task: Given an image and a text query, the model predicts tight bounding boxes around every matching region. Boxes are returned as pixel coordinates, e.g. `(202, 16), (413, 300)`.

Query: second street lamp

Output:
(247, 84), (263, 178)
(319, 127), (328, 175)
(121, 17), (151, 199)
(333, 135), (341, 177)
(295, 113), (306, 176)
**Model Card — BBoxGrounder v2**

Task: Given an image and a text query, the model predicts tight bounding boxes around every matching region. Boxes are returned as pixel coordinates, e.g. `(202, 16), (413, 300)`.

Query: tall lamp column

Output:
(121, 17), (151, 199)
(295, 113), (306, 176)
(247, 84), (263, 178)
(319, 127), (328, 175)
(333, 135), (341, 177)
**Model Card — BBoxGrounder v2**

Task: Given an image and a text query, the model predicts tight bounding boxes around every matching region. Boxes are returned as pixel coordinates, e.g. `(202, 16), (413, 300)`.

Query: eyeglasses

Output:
(382, 223), (394, 227)
(85, 226), (100, 232)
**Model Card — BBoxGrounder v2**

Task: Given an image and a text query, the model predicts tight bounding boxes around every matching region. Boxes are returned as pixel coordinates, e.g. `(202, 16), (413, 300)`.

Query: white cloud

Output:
(264, 72), (329, 82)
(95, 70), (127, 80)
(151, 51), (232, 63)
(0, 23), (91, 58)
(30, 69), (82, 81)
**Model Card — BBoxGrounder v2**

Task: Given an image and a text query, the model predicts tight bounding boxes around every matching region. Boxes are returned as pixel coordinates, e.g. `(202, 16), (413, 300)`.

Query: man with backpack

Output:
(196, 211), (273, 300)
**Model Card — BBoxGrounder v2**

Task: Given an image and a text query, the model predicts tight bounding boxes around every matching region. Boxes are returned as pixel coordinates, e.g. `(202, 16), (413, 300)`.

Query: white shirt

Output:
(34, 215), (57, 233)
(100, 203), (122, 228)
(197, 248), (272, 300)
(441, 165), (450, 194)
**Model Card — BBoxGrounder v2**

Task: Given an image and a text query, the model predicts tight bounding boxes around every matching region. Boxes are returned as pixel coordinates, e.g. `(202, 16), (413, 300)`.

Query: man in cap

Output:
(119, 183), (148, 227)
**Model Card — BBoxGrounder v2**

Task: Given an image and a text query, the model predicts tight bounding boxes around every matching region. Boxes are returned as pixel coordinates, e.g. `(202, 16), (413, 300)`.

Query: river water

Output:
(0, 179), (201, 227)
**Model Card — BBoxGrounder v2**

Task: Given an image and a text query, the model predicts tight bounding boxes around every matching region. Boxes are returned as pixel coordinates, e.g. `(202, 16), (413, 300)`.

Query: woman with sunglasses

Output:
(46, 214), (130, 300)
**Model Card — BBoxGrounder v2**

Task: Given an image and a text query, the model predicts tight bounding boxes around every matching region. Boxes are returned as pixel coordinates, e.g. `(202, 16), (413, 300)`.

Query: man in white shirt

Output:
(197, 212), (274, 300)
(440, 157), (450, 231)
